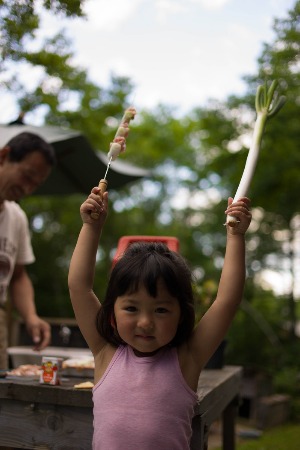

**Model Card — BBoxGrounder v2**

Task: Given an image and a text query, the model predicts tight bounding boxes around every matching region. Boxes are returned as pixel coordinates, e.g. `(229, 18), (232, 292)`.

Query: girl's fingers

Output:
(89, 191), (101, 201)
(225, 197), (250, 213)
(81, 198), (102, 213)
(83, 191), (108, 213)
(235, 197), (251, 208)
(91, 186), (101, 194)
(227, 197), (233, 207)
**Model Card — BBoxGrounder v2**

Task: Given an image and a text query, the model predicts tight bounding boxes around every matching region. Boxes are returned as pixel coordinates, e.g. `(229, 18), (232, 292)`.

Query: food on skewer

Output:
(107, 136), (126, 161)
(116, 122), (129, 137)
(107, 107), (136, 161)
(90, 107), (136, 220)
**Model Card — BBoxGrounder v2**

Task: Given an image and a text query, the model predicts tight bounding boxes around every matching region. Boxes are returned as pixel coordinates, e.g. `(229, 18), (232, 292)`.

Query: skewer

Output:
(103, 157), (112, 179)
(90, 107), (136, 220)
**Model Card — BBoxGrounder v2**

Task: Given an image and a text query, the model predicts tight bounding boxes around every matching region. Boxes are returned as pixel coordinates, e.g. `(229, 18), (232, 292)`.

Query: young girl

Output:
(68, 187), (251, 450)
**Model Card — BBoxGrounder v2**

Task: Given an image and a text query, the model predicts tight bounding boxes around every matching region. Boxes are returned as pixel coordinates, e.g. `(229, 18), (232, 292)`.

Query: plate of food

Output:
(6, 364), (42, 380)
(62, 357), (94, 378)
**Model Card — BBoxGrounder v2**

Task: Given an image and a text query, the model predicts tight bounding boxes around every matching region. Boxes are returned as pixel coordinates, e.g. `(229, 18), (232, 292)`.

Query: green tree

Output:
(2, 1), (299, 386)
(0, 0), (139, 315)
(191, 1), (300, 343)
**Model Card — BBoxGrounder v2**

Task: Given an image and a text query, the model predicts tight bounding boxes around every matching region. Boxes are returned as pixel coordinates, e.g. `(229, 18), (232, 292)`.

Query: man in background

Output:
(0, 131), (56, 369)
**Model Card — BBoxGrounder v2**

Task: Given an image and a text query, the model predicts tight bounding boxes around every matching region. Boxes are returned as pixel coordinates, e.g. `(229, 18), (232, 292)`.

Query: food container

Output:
(62, 357), (94, 378)
(40, 356), (63, 385)
(8, 346), (92, 368)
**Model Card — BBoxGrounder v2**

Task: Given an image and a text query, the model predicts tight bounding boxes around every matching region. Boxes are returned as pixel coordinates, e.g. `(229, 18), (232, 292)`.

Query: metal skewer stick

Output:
(103, 157), (112, 180)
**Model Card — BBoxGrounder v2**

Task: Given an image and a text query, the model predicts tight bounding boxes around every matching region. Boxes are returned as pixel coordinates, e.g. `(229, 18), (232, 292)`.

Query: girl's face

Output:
(113, 279), (181, 356)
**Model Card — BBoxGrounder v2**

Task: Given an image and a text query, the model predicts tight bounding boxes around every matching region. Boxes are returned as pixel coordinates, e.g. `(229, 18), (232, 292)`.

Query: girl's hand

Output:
(225, 197), (251, 235)
(80, 187), (108, 225)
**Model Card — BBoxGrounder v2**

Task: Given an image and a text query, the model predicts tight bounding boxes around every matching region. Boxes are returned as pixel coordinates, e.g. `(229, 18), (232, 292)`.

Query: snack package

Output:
(40, 356), (63, 385)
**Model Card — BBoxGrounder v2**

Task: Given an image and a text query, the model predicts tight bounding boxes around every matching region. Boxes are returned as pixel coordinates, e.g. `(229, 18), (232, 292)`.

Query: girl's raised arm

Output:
(184, 197), (252, 374)
(68, 188), (108, 355)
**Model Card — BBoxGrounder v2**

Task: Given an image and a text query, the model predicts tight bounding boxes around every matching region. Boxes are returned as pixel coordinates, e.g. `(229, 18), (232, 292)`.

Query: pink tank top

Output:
(92, 345), (198, 450)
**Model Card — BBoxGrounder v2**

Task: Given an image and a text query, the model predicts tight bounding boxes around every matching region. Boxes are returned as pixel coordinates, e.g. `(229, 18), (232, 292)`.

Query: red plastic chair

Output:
(112, 235), (180, 267)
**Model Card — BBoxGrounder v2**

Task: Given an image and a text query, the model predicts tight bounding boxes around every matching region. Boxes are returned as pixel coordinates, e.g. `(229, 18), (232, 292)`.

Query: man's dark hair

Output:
(5, 132), (56, 166)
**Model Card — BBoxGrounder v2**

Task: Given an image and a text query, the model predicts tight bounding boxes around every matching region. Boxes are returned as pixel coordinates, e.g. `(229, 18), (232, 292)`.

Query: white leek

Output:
(226, 80), (286, 226)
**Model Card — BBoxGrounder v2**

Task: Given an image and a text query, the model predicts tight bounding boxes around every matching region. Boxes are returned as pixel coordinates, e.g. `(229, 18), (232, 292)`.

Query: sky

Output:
(0, 0), (296, 124)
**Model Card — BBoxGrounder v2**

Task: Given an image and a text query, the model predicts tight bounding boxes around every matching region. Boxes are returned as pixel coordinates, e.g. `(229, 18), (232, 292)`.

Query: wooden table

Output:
(191, 366), (242, 450)
(0, 366), (242, 450)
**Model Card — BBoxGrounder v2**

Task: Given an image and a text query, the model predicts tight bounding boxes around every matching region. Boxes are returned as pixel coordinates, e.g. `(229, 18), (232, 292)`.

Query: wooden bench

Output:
(0, 366), (241, 450)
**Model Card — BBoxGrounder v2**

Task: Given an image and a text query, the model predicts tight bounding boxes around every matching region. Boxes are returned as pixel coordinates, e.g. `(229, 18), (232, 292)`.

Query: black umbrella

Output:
(0, 124), (150, 195)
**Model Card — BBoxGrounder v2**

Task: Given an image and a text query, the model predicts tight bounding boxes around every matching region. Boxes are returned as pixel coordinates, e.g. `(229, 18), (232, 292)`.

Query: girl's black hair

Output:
(96, 241), (195, 347)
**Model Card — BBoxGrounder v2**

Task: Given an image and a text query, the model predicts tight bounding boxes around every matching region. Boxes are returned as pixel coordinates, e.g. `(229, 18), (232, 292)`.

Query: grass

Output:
(213, 423), (300, 450)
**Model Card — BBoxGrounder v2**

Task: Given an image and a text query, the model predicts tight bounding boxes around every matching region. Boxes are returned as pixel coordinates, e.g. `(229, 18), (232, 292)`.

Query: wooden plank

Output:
(0, 366), (242, 450)
(190, 413), (209, 450)
(0, 398), (93, 450)
(0, 377), (93, 408)
(222, 397), (239, 450)
(191, 366), (242, 449)
(196, 366), (241, 418)
(0, 366), (241, 412)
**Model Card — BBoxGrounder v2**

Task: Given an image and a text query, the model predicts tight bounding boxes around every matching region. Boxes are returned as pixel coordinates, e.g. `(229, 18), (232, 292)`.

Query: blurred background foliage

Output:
(1, 0), (300, 399)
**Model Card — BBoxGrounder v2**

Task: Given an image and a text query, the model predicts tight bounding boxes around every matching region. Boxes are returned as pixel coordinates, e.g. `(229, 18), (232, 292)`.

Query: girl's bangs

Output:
(115, 252), (180, 299)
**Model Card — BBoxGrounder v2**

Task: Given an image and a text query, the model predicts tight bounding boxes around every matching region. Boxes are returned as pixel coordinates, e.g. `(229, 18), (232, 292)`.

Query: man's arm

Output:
(9, 264), (51, 350)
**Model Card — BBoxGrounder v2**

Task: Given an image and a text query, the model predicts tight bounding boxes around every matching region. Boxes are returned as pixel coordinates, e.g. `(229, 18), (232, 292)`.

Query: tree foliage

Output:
(1, 0), (300, 375)
(198, 2), (300, 341)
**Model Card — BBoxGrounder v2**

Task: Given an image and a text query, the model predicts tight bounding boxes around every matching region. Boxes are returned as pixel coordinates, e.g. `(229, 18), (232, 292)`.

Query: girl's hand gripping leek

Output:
(226, 80), (286, 226)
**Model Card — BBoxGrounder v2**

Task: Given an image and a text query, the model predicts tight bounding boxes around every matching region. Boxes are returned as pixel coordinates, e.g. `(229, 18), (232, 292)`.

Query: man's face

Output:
(0, 149), (52, 202)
